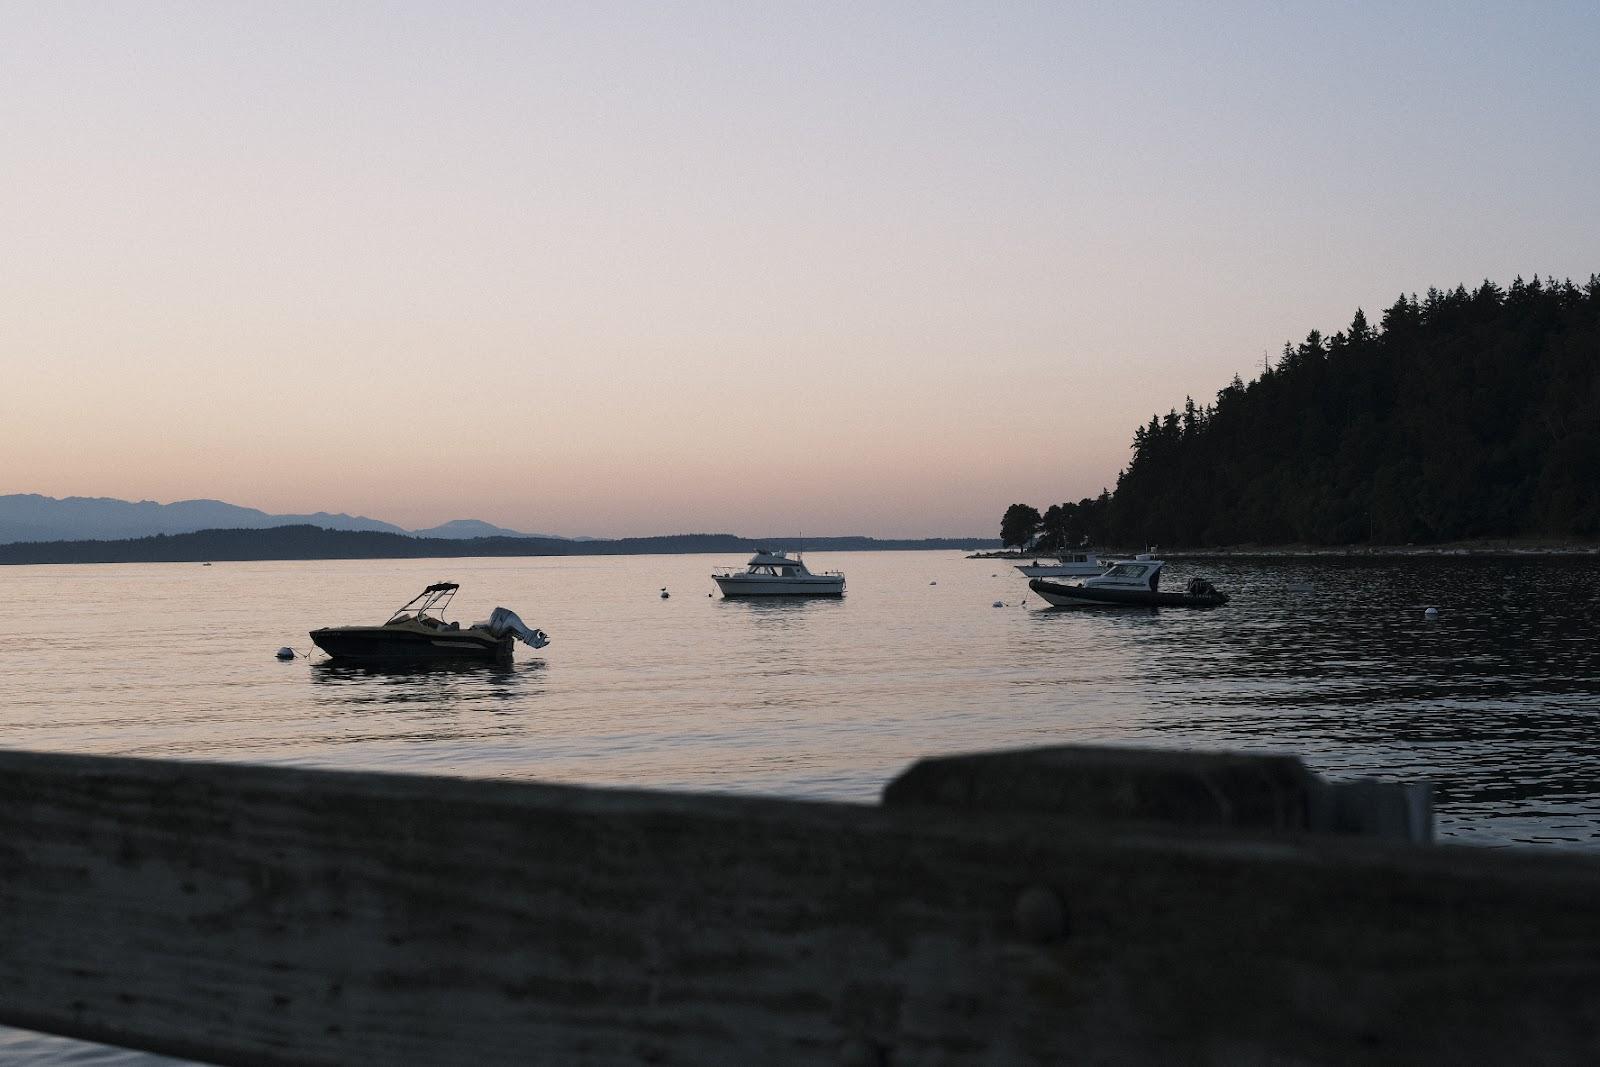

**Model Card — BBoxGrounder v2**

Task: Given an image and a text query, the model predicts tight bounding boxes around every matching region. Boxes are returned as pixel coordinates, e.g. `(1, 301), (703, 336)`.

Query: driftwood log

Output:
(0, 746), (1594, 1065)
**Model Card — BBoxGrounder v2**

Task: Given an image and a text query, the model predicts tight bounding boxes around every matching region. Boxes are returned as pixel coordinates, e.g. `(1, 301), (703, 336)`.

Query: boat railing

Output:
(713, 566), (844, 578)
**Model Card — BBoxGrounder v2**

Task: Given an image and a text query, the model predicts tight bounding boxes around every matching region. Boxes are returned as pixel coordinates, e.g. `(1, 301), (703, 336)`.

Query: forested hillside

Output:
(1008, 276), (1600, 549)
(0, 526), (994, 565)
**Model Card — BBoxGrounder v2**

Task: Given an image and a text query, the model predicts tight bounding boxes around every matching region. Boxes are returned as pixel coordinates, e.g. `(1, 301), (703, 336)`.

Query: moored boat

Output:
(1014, 551), (1109, 578)
(1029, 556), (1229, 608)
(310, 582), (550, 664)
(712, 550), (845, 597)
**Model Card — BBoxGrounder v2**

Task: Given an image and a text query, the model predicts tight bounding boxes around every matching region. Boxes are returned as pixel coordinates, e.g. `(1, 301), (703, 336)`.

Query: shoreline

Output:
(1167, 540), (1600, 559)
(979, 541), (1600, 561)
(0, 526), (999, 567)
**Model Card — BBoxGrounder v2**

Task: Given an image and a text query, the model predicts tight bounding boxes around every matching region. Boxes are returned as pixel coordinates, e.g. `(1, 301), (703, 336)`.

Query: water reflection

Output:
(8, 552), (1600, 851)
(301, 659), (546, 745)
(715, 596), (846, 613)
(308, 659), (547, 700)
(716, 595), (844, 647)
(1089, 557), (1600, 846)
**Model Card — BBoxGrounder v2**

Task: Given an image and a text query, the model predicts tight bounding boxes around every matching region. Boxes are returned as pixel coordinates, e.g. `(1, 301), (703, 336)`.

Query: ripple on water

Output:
(3, 553), (1598, 1060)
(2, 553), (1598, 851)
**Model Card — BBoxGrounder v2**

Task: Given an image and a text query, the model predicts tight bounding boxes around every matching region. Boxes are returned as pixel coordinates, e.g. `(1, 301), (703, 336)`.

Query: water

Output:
(3, 550), (1599, 1061)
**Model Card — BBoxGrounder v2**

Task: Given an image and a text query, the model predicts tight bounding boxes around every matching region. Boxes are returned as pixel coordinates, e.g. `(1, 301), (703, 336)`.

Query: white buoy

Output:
(1424, 606), (1439, 618)
(275, 647), (295, 660)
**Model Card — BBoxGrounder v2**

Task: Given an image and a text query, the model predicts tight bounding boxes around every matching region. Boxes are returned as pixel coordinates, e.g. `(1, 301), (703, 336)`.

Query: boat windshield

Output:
(386, 582), (459, 624)
(1103, 564), (1150, 579)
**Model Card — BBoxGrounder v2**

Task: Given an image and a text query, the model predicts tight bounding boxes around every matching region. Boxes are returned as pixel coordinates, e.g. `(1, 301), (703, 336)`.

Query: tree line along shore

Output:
(0, 526), (997, 566)
(1002, 275), (1600, 553)
(974, 541), (1600, 561)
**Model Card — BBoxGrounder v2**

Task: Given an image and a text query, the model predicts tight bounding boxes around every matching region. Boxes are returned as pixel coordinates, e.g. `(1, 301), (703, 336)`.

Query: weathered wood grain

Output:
(0, 749), (1595, 1065)
(884, 744), (1435, 841)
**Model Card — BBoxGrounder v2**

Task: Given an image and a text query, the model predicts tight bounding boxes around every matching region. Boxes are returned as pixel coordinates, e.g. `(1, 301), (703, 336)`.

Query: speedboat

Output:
(712, 549), (845, 597)
(309, 582), (550, 664)
(1014, 552), (1109, 578)
(1028, 555), (1229, 608)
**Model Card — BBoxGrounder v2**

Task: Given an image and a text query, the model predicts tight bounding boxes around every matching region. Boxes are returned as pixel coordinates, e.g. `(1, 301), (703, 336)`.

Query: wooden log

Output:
(0, 749), (1594, 1066)
(883, 744), (1435, 842)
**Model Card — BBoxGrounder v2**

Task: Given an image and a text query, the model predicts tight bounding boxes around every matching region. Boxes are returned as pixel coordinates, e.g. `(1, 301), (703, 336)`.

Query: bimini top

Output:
(386, 582), (461, 624)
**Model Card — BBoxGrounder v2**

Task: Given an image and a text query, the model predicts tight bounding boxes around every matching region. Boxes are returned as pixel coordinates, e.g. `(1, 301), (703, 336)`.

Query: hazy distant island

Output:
(0, 493), (581, 545)
(0, 525), (996, 566)
(1003, 275), (1600, 552)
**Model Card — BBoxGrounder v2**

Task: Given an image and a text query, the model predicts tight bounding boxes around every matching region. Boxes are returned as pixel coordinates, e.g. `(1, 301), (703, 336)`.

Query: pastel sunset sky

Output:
(4, 2), (1596, 536)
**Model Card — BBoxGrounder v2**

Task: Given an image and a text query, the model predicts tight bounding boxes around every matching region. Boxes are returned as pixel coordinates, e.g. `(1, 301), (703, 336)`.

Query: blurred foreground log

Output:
(883, 744), (1435, 841)
(0, 746), (1594, 1066)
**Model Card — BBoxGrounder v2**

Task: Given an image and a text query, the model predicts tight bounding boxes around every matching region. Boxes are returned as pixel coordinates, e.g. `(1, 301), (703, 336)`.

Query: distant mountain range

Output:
(0, 494), (572, 545)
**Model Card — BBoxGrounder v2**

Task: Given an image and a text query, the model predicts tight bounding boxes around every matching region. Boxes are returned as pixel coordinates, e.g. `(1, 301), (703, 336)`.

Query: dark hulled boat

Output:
(310, 583), (549, 664)
(1028, 556), (1229, 609)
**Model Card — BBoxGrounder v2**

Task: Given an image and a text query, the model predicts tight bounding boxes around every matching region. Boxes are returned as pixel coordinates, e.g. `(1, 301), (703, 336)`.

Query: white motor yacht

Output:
(1014, 552), (1109, 578)
(712, 550), (845, 597)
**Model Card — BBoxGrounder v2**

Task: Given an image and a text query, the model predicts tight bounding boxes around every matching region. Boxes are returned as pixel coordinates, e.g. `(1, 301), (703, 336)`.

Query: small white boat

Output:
(1014, 552), (1109, 578)
(712, 549), (845, 597)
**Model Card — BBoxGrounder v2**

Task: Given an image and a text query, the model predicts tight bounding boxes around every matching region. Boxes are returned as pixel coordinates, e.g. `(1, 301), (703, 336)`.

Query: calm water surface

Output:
(4, 551), (1598, 1061)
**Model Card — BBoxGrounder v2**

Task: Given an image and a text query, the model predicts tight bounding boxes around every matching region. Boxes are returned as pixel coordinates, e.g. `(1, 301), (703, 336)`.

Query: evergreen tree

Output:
(1347, 308), (1373, 343)
(1021, 275), (1600, 547)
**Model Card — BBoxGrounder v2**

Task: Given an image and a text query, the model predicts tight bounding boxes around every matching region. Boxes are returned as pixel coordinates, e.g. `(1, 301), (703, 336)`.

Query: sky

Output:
(2, 2), (1597, 537)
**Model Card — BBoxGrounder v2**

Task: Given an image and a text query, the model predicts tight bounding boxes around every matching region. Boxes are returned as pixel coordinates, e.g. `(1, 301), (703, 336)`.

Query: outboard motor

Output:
(483, 607), (551, 649)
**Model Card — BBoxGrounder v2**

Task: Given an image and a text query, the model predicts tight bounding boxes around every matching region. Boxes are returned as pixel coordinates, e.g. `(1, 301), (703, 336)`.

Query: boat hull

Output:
(310, 624), (514, 664)
(713, 576), (845, 597)
(1028, 578), (1229, 609)
(1015, 563), (1108, 578)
